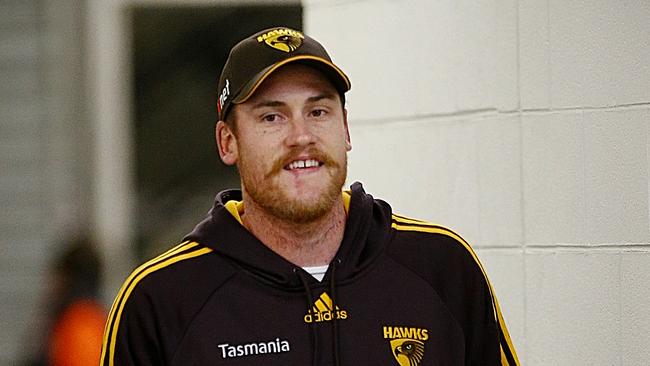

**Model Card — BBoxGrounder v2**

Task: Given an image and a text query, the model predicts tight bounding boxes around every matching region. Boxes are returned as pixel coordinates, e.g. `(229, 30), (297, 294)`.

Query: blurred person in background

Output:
(22, 237), (107, 366)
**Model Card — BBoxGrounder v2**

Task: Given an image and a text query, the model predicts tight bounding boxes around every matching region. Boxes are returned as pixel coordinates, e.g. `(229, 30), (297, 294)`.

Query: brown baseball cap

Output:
(216, 26), (351, 121)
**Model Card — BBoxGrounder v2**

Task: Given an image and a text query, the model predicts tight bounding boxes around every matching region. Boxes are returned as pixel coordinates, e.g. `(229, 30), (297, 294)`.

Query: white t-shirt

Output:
(302, 265), (329, 282)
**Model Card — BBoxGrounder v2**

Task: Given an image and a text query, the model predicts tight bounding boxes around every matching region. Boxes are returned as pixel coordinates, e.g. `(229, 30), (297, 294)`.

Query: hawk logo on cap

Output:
(257, 28), (304, 53)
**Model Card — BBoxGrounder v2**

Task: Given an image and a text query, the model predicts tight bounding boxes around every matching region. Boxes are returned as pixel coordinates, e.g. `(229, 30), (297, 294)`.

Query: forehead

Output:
(243, 63), (340, 103)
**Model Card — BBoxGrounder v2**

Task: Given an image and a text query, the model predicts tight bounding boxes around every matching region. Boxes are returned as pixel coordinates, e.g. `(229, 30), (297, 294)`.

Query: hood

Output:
(184, 182), (393, 290)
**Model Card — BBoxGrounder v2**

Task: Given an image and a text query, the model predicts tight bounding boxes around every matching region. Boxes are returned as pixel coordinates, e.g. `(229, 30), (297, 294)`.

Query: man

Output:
(100, 26), (519, 366)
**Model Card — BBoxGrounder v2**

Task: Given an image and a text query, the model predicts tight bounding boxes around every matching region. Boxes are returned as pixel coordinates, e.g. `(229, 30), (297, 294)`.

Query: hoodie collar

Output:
(184, 182), (392, 289)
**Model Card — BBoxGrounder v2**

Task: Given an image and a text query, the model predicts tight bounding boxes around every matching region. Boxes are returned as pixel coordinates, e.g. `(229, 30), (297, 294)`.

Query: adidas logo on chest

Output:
(303, 292), (348, 323)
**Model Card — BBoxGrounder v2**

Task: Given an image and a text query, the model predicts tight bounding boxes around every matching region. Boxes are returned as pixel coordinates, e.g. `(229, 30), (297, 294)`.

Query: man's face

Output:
(221, 64), (351, 223)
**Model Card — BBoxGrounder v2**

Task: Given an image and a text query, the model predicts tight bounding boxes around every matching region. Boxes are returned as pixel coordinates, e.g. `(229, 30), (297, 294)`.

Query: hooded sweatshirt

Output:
(100, 182), (519, 366)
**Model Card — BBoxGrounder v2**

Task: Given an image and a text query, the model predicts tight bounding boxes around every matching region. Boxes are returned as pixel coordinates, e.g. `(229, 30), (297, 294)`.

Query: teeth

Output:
(288, 159), (319, 170)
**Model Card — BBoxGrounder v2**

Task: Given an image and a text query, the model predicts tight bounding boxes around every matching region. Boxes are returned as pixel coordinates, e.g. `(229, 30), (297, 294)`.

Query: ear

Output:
(216, 121), (238, 165)
(343, 109), (352, 151)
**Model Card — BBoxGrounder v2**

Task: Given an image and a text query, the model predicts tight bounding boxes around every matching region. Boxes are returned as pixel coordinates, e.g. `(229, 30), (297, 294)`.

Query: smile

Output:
(285, 159), (322, 170)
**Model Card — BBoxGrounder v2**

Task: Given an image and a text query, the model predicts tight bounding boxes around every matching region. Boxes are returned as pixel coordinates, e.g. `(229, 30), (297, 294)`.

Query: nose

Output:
(285, 116), (315, 147)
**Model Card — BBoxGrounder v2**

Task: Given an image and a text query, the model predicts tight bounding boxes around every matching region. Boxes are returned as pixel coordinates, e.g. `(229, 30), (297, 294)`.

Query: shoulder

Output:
(100, 241), (236, 364)
(389, 213), (521, 366)
(113, 241), (238, 309)
(387, 213), (493, 306)
(104, 241), (235, 333)
(389, 213), (484, 272)
(118, 241), (215, 298)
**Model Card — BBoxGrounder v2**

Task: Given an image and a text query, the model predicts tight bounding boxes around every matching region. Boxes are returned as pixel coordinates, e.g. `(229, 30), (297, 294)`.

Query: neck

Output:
(240, 195), (346, 267)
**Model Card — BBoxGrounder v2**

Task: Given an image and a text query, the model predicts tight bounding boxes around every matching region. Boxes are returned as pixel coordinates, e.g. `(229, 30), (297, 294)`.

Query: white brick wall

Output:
(306, 0), (650, 364)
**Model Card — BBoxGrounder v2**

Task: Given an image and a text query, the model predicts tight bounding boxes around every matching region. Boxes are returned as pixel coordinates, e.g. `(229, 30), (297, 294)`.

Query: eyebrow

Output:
(306, 93), (338, 103)
(251, 100), (285, 110)
(250, 93), (338, 110)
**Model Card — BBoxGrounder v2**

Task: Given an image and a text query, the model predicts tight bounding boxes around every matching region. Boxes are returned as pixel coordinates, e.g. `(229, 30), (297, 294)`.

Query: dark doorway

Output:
(130, 4), (302, 259)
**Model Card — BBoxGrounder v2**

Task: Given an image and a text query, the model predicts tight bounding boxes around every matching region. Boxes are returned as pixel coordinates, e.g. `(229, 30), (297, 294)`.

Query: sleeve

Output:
(99, 242), (216, 366)
(464, 276), (515, 366)
(439, 233), (519, 366)
(99, 282), (163, 366)
(388, 216), (520, 365)
(483, 284), (520, 366)
(448, 238), (520, 366)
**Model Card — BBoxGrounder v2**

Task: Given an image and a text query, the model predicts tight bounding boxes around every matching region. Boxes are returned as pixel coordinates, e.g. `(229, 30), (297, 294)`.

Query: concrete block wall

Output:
(305, 0), (650, 364)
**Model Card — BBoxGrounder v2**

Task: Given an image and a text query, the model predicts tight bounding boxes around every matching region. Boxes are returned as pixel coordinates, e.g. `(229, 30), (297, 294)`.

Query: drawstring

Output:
(295, 268), (318, 366)
(295, 258), (342, 366)
(330, 258), (342, 366)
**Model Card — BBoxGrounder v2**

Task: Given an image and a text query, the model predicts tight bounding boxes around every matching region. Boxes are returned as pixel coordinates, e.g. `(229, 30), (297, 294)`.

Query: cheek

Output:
(332, 128), (352, 152)
(239, 141), (274, 170)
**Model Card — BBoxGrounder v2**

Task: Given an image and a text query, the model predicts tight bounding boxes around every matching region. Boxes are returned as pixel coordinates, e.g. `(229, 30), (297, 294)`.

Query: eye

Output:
(261, 113), (279, 123)
(310, 109), (327, 118)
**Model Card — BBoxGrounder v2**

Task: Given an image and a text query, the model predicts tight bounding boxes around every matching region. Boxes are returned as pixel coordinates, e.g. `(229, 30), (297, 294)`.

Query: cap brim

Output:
(232, 55), (351, 105)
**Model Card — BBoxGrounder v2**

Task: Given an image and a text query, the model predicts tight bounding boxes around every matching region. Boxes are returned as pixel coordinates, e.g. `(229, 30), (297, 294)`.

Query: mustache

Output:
(265, 147), (340, 178)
